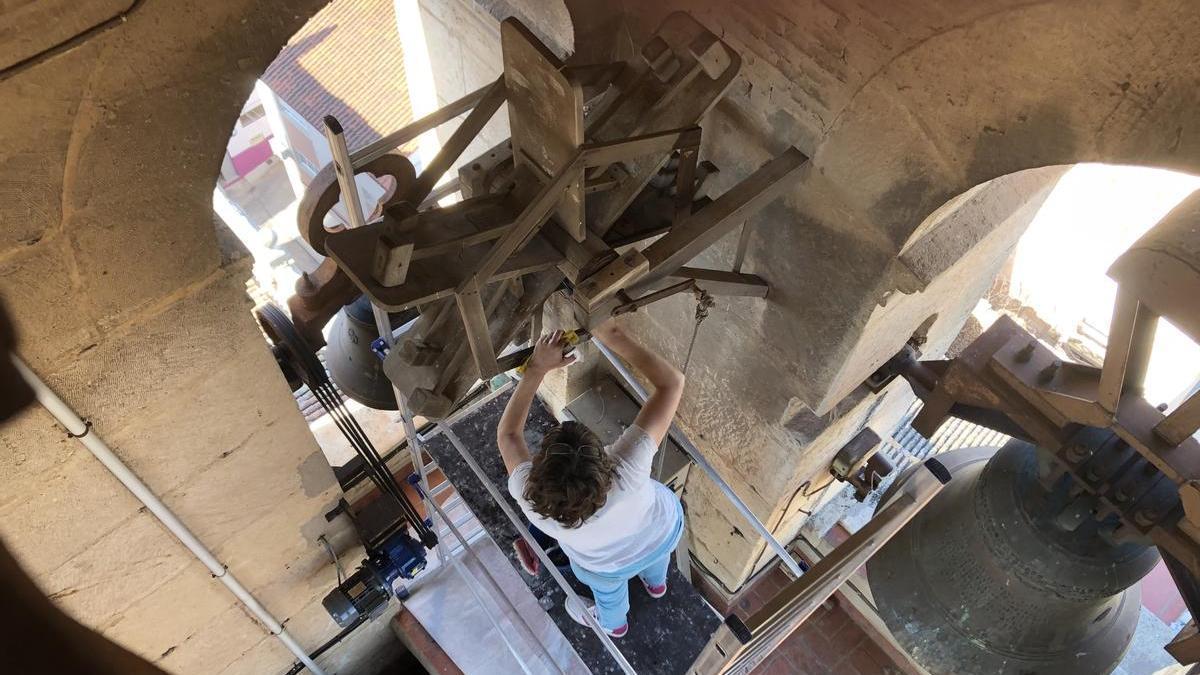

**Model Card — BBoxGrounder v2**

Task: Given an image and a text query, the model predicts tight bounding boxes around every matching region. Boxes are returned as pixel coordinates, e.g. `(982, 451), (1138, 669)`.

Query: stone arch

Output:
(715, 0), (1200, 414)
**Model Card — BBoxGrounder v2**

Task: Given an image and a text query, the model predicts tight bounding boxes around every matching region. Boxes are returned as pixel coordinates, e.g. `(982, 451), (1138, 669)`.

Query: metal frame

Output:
(301, 13), (805, 423)
(324, 123), (562, 675)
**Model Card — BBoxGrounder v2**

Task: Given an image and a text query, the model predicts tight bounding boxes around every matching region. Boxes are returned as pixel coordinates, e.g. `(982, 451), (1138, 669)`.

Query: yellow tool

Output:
(514, 329), (587, 375)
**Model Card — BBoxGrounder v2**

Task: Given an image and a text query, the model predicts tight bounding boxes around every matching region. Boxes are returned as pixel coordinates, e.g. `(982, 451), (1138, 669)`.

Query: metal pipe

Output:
(439, 426), (637, 675)
(593, 338), (806, 578)
(12, 356), (328, 675)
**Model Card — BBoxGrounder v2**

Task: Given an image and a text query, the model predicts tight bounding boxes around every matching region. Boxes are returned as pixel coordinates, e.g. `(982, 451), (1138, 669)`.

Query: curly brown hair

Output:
(523, 421), (618, 528)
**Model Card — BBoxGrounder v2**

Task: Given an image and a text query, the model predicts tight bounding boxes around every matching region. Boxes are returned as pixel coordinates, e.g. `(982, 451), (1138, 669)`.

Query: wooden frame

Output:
(302, 13), (804, 416)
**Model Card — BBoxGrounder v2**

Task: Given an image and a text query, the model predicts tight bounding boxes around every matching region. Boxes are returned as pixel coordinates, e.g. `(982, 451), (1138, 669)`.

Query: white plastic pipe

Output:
(12, 356), (327, 675)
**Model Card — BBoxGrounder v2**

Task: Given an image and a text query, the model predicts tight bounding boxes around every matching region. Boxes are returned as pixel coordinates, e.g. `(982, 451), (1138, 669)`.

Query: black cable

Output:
(308, 384), (392, 496)
(310, 382), (430, 540)
(312, 384), (407, 506)
(326, 388), (414, 512)
(281, 614), (368, 675)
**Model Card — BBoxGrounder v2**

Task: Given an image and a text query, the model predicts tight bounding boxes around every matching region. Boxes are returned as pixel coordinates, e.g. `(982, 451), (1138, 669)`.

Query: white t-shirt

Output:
(508, 424), (681, 574)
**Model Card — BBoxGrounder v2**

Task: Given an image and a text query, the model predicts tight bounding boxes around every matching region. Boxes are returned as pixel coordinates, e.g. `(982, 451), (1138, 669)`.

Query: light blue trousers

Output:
(569, 500), (684, 630)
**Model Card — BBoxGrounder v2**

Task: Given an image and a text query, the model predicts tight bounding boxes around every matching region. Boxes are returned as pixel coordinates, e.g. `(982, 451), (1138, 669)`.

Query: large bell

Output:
(867, 439), (1159, 674)
(326, 296), (413, 411)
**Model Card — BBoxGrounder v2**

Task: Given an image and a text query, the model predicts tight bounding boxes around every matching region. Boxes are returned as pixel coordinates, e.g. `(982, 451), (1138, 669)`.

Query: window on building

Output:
(239, 104), (267, 127)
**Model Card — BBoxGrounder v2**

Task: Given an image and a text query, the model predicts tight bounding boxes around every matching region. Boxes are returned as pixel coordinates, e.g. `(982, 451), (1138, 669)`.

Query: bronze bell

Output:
(867, 439), (1160, 674)
(325, 296), (414, 411)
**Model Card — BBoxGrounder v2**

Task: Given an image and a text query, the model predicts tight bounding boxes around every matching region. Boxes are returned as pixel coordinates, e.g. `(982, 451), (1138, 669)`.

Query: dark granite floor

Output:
(423, 389), (722, 675)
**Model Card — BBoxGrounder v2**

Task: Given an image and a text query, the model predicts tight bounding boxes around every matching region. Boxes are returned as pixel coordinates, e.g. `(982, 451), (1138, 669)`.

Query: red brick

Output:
(761, 567), (791, 592)
(752, 653), (800, 675)
(810, 603), (851, 640)
(855, 637), (898, 671)
(847, 645), (888, 675)
(828, 611), (869, 651)
(795, 628), (841, 671)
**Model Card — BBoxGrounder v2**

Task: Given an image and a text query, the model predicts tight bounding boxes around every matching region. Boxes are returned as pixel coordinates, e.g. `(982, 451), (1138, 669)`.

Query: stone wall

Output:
(0, 1), (390, 673)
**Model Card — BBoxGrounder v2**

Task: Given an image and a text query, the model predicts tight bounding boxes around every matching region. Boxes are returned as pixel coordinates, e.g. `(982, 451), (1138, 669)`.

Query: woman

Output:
(496, 321), (686, 637)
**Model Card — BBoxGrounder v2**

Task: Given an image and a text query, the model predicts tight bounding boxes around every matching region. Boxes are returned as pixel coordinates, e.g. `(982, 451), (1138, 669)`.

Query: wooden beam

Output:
(455, 282), (499, 379)
(1157, 390), (1200, 447)
(1166, 621), (1200, 666)
(322, 116), (369, 229)
(642, 148), (807, 283)
(562, 62), (626, 88)
(675, 145), (699, 224)
(1099, 289), (1158, 412)
(669, 267), (768, 298)
(460, 151), (584, 293)
(351, 81), (494, 167)
(582, 126), (701, 169)
(732, 221), (753, 272)
(504, 18), (586, 241)
(690, 460), (949, 674)
(409, 222), (509, 261)
(406, 78), (507, 206)
(574, 250), (650, 311)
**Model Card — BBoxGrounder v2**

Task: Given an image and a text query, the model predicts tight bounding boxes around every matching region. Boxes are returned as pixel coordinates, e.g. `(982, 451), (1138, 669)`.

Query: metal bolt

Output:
(1037, 359), (1061, 384)
(1015, 341), (1037, 363)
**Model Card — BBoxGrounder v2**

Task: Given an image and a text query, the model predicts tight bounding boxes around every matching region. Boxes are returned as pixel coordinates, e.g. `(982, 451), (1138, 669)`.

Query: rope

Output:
(681, 288), (715, 377)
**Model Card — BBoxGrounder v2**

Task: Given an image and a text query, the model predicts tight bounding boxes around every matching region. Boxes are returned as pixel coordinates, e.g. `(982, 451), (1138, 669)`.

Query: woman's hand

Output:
(526, 330), (577, 376)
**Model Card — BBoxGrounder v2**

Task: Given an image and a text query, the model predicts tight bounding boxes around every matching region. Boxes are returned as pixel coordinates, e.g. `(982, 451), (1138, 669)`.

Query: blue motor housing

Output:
(322, 529), (428, 627)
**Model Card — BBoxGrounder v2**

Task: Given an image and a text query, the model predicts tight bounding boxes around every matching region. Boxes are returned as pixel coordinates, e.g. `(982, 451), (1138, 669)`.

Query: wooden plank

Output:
(693, 461), (948, 674)
(1098, 289), (1138, 412)
(456, 282), (499, 379)
(1166, 621), (1200, 665)
(325, 218), (563, 311)
(1158, 390), (1200, 447)
(322, 116), (369, 229)
(461, 151), (584, 294)
(562, 62), (626, 88)
(502, 18), (586, 241)
(586, 12), (742, 236)
(732, 221), (753, 272)
(642, 148), (807, 283)
(669, 267), (768, 298)
(351, 82), (492, 166)
(409, 222), (509, 261)
(406, 77), (506, 206)
(538, 220), (614, 282)
(372, 232), (414, 287)
(574, 250), (650, 310)
(581, 126), (701, 169)
(675, 145), (699, 224)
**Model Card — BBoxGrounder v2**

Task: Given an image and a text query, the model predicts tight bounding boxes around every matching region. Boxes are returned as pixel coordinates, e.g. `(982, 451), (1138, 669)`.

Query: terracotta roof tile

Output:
(262, 0), (415, 152)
